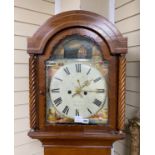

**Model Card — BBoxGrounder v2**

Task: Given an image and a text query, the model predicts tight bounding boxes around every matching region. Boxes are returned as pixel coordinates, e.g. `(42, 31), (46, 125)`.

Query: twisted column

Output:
(118, 55), (126, 131)
(29, 55), (38, 129)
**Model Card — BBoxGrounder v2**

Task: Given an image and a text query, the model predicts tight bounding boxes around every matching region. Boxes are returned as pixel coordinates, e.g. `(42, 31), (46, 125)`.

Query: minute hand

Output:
(82, 89), (105, 93)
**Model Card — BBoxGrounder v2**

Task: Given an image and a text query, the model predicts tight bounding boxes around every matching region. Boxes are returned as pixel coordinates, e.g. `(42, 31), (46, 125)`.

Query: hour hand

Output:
(72, 92), (83, 98)
(81, 79), (93, 88)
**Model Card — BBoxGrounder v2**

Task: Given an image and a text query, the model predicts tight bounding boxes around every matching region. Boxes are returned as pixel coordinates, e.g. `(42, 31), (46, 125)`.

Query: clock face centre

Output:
(75, 87), (81, 94)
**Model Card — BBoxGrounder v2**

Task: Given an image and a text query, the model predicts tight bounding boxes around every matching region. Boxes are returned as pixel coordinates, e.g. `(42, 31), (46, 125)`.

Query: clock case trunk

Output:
(28, 10), (127, 154)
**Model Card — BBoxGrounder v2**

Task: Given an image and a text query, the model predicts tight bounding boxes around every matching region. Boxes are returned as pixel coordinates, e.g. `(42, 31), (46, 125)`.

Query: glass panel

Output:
(45, 35), (109, 125)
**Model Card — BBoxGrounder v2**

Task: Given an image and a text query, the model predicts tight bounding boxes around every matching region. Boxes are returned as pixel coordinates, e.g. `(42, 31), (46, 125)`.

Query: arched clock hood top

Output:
(27, 10), (127, 55)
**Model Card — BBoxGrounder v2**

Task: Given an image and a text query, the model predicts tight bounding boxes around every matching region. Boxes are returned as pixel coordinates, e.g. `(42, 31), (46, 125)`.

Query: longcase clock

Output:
(27, 10), (127, 155)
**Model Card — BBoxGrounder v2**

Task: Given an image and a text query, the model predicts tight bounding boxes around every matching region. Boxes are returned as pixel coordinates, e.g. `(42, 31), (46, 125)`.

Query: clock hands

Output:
(72, 80), (83, 97)
(72, 79), (93, 97)
(72, 92), (83, 98)
(77, 79), (92, 89)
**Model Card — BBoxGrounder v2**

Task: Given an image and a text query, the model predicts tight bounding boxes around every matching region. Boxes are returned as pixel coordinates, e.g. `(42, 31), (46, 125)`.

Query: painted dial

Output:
(50, 63), (107, 118)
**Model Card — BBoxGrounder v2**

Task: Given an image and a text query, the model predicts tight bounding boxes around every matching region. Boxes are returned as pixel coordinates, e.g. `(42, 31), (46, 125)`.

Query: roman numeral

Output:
(87, 108), (92, 114)
(64, 67), (70, 75)
(55, 77), (63, 81)
(62, 106), (69, 115)
(86, 68), (91, 75)
(51, 88), (60, 93)
(93, 99), (102, 107)
(94, 77), (101, 83)
(97, 89), (105, 93)
(53, 97), (62, 106)
(76, 64), (81, 73)
(75, 109), (79, 116)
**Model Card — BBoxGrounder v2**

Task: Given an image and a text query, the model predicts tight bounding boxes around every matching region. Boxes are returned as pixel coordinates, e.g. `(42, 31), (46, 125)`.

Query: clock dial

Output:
(46, 34), (109, 124)
(50, 63), (107, 118)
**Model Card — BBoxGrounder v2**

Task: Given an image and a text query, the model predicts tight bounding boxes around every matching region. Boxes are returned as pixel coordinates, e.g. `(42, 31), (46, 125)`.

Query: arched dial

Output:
(50, 63), (107, 119)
